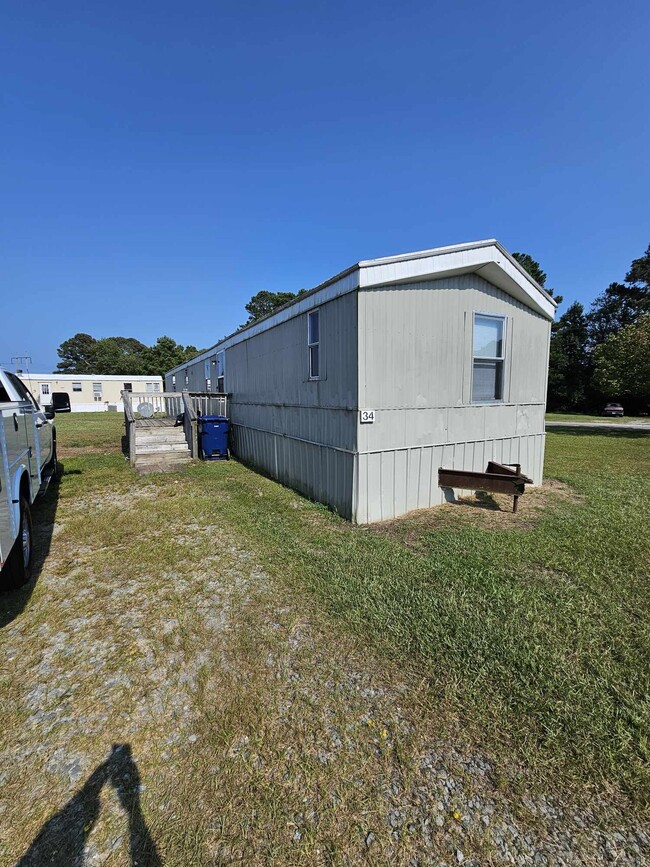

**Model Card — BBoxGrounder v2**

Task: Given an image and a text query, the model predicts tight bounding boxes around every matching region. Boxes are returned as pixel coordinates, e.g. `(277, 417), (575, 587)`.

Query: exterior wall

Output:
(355, 274), (551, 523)
(17, 375), (163, 412)
(169, 292), (359, 519)
(165, 272), (552, 524)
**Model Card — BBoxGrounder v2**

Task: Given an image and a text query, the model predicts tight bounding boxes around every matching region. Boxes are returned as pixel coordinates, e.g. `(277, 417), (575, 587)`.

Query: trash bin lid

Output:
(200, 415), (228, 422)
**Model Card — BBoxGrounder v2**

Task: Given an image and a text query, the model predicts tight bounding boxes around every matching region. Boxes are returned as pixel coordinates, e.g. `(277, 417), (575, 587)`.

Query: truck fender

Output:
(10, 466), (32, 537)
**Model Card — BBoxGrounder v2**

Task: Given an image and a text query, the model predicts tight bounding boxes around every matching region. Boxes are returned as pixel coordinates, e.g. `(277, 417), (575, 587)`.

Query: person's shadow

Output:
(16, 744), (162, 866)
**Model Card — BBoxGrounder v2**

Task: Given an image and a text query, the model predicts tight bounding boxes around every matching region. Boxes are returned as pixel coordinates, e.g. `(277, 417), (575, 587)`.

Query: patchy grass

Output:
(53, 409), (125, 452)
(190, 430), (650, 806)
(546, 411), (649, 425)
(1, 413), (648, 865)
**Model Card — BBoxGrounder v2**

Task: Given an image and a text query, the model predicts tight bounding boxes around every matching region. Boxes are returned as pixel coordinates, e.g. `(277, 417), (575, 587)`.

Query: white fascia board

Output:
(359, 240), (556, 320)
(166, 267), (360, 376)
(16, 373), (163, 382)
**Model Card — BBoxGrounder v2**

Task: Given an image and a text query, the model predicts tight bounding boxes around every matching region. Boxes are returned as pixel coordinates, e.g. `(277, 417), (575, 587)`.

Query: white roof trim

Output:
(14, 373), (163, 382)
(359, 239), (556, 319)
(166, 239), (556, 376)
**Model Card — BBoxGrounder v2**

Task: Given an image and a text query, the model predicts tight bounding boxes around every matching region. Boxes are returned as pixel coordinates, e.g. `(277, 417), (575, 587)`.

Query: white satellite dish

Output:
(137, 402), (154, 418)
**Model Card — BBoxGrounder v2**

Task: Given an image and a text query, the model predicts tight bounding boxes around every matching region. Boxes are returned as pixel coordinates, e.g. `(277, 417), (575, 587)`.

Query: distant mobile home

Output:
(166, 240), (556, 523)
(18, 373), (163, 413)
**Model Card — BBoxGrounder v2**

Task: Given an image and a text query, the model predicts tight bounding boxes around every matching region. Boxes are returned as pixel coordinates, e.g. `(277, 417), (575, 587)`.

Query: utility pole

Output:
(11, 355), (32, 374)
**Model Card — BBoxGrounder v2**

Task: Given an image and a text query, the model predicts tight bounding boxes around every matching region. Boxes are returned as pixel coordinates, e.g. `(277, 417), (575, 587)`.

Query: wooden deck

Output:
(134, 418), (177, 429)
(122, 390), (228, 471)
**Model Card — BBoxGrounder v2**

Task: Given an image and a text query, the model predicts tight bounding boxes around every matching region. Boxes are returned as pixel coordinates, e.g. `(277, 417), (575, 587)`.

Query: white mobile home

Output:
(166, 240), (556, 523)
(18, 373), (163, 413)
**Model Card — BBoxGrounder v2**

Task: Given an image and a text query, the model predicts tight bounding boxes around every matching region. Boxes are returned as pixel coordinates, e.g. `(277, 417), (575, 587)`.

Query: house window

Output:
(308, 310), (320, 379)
(216, 351), (225, 392)
(72, 382), (82, 392)
(41, 383), (50, 395)
(123, 382), (133, 392)
(145, 382), (160, 393)
(93, 382), (103, 402)
(472, 314), (506, 402)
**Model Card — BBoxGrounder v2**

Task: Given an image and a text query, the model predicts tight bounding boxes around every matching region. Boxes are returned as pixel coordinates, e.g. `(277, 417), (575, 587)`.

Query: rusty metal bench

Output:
(438, 461), (533, 513)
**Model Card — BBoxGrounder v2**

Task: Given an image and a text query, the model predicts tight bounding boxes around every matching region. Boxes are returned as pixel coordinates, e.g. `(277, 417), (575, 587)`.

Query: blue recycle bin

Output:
(198, 415), (230, 460)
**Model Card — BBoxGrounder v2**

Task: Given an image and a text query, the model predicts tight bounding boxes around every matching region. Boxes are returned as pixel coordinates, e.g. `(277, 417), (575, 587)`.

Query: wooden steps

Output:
(133, 422), (193, 473)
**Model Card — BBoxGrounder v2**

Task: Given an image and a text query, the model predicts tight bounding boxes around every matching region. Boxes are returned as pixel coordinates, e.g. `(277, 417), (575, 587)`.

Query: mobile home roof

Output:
(166, 239), (556, 377)
(16, 374), (163, 382)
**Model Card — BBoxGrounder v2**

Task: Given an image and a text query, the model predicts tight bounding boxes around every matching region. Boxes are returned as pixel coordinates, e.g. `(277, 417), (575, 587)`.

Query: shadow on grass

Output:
(455, 490), (500, 510)
(547, 426), (650, 439)
(15, 743), (161, 867)
(0, 465), (61, 628)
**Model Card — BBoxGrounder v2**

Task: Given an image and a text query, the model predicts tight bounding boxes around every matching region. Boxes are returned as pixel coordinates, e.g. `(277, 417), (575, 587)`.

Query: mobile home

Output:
(166, 240), (556, 523)
(18, 373), (163, 413)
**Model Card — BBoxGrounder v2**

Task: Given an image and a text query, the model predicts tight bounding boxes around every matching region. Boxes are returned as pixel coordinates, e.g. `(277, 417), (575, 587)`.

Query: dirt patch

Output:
(370, 478), (582, 549)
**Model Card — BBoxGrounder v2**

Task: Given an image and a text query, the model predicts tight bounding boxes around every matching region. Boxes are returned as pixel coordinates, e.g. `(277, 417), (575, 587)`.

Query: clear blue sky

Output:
(1, 0), (649, 372)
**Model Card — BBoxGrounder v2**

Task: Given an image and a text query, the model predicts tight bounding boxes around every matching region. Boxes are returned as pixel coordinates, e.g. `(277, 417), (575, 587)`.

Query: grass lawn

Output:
(546, 411), (649, 424)
(1, 412), (648, 864)
(200, 425), (650, 802)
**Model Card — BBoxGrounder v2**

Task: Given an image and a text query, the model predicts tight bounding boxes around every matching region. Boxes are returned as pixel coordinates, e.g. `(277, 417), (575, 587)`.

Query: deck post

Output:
(121, 390), (136, 467)
(182, 391), (199, 460)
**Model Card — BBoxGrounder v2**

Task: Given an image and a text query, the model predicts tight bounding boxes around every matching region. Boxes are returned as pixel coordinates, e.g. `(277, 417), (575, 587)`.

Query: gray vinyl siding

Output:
(355, 274), (550, 523)
(174, 292), (358, 518)
(166, 271), (552, 524)
(230, 292), (357, 517)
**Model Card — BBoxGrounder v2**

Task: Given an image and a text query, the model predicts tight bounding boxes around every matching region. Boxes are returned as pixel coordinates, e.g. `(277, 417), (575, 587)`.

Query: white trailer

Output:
(0, 369), (58, 588)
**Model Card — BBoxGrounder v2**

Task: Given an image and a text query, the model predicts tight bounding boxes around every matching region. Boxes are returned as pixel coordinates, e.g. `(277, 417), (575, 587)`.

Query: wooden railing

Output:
(121, 390), (136, 467)
(188, 393), (228, 418)
(182, 391), (199, 459)
(126, 391), (184, 419)
(121, 390), (229, 464)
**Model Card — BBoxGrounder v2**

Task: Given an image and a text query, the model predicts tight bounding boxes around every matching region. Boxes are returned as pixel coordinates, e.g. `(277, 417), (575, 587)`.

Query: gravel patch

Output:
(1, 484), (646, 866)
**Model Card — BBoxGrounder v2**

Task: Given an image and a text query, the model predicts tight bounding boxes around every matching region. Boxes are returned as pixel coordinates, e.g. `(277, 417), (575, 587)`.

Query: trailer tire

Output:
(3, 497), (33, 589)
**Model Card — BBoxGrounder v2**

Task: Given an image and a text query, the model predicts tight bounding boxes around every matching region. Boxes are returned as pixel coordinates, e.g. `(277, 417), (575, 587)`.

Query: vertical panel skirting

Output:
(230, 423), (355, 520)
(356, 432), (546, 524)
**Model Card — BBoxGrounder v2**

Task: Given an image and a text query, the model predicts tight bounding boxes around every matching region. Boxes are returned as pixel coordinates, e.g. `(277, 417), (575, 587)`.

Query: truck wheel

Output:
(3, 498), (33, 589)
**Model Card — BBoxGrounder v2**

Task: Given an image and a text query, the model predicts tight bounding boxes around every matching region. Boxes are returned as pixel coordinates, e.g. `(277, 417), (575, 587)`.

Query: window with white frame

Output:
(93, 382), (103, 402)
(472, 314), (506, 402)
(145, 382), (161, 393)
(123, 382), (133, 392)
(72, 381), (82, 392)
(216, 351), (225, 392)
(41, 383), (50, 395)
(308, 310), (320, 379)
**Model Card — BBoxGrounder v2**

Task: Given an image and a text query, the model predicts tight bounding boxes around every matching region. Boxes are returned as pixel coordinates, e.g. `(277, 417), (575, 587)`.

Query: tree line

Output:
(55, 334), (202, 379)
(536, 243), (649, 414)
(55, 243), (649, 413)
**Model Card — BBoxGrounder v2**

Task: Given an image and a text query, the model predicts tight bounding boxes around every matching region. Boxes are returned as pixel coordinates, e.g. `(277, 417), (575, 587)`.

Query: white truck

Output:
(0, 369), (58, 588)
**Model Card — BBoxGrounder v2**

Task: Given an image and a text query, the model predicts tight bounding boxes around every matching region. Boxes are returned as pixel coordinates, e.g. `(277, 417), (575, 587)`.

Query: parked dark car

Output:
(603, 402), (624, 417)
